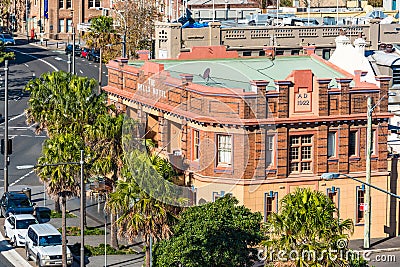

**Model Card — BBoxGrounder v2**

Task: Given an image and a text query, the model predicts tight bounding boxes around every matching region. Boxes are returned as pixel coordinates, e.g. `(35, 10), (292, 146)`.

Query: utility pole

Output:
(364, 96), (372, 249)
(98, 48), (102, 92)
(3, 60), (8, 193)
(26, 0), (29, 41)
(71, 9), (75, 75)
(67, 54), (71, 73)
(72, 25), (76, 75)
(80, 150), (85, 267)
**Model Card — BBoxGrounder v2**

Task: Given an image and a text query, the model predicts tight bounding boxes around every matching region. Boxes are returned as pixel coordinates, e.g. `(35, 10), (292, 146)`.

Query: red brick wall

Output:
(105, 59), (390, 181)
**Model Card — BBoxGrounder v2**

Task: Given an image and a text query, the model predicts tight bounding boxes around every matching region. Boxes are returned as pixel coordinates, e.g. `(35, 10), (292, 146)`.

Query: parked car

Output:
(65, 44), (81, 56)
(4, 214), (38, 247)
(81, 47), (90, 58)
(0, 33), (16, 45)
(0, 191), (35, 217)
(88, 48), (100, 62)
(0, 26), (11, 34)
(25, 223), (73, 266)
(33, 207), (51, 224)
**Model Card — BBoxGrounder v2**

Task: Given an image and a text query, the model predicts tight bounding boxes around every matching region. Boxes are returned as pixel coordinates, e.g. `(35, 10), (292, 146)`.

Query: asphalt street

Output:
(0, 38), (108, 188)
(0, 38), (112, 266)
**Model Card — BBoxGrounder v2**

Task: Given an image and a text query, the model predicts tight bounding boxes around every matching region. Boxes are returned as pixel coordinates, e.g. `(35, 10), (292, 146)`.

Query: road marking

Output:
(0, 239), (31, 267)
(10, 170), (35, 187)
(0, 113), (27, 127)
(54, 57), (63, 61)
(9, 113), (26, 122)
(9, 48), (59, 71)
(24, 63), (29, 68)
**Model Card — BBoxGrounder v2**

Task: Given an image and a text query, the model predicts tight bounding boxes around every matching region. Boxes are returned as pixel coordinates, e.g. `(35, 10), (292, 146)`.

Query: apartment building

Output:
(104, 43), (399, 239)
(26, 0), (108, 40)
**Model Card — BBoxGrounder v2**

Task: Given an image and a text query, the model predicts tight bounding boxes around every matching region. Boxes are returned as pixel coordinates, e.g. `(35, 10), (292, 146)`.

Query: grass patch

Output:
(69, 243), (137, 256)
(58, 226), (105, 236)
(51, 210), (76, 218)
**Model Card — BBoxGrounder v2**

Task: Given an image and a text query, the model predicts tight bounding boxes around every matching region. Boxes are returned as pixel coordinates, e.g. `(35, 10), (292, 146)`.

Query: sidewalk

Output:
(15, 33), (85, 52)
(4, 184), (144, 267)
(349, 236), (400, 252)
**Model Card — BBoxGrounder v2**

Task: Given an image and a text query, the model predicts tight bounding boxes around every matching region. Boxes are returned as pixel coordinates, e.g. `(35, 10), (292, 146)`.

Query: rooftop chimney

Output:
(353, 33), (366, 56)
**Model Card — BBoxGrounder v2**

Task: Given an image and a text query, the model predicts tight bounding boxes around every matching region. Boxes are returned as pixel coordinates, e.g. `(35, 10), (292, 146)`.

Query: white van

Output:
(25, 223), (73, 266)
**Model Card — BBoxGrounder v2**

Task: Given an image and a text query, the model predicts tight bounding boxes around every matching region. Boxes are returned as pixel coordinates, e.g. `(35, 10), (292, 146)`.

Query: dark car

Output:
(65, 44), (81, 56)
(81, 47), (90, 58)
(88, 48), (100, 62)
(0, 26), (11, 34)
(0, 191), (35, 217)
(33, 206), (51, 223)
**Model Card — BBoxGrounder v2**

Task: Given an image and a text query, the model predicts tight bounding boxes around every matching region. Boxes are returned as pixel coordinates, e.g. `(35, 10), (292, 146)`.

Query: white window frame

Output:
(217, 134), (232, 166)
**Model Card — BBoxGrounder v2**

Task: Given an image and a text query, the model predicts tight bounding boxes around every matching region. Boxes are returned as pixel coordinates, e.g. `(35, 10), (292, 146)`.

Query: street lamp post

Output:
(17, 150), (85, 267)
(321, 173), (400, 200)
(321, 96), (384, 249)
(71, 9), (76, 75)
(67, 54), (72, 73)
(104, 211), (107, 267)
(365, 96), (373, 249)
(26, 0), (29, 41)
(72, 25), (76, 75)
(4, 60), (9, 193)
(321, 171), (400, 249)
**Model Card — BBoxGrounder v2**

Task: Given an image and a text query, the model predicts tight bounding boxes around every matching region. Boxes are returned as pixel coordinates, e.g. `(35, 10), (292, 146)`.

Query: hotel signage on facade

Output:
(137, 78), (167, 98)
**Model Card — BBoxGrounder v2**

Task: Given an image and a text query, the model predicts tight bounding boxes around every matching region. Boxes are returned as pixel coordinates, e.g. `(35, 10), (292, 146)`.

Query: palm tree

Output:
(25, 71), (105, 212)
(107, 179), (178, 267)
(85, 112), (125, 248)
(25, 71), (105, 137)
(263, 188), (354, 266)
(83, 16), (117, 89)
(36, 133), (87, 267)
(106, 147), (182, 267)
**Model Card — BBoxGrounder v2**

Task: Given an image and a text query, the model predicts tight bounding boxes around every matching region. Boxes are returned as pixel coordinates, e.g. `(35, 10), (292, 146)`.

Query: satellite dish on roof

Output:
(201, 68), (210, 81)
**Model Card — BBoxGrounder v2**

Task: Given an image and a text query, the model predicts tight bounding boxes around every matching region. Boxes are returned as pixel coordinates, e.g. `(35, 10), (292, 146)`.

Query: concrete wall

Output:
(155, 21), (400, 59)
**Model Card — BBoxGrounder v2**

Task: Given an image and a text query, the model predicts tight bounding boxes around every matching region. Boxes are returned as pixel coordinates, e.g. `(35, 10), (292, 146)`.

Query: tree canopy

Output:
(153, 195), (263, 267)
(263, 188), (354, 266)
(0, 42), (15, 63)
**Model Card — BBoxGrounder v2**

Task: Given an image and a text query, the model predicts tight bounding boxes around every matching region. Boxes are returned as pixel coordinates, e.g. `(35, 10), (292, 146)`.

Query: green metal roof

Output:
(128, 56), (347, 91)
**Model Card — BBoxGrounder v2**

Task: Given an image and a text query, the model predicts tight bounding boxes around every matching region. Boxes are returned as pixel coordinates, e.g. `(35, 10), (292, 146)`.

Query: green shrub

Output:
(51, 210), (76, 218)
(348, 251), (370, 267)
(57, 226), (105, 236)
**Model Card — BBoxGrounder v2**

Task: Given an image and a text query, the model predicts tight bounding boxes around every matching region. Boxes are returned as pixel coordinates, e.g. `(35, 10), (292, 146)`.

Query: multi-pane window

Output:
(58, 19), (65, 32)
(193, 130), (200, 160)
(349, 131), (358, 157)
(66, 0), (72, 9)
(264, 195), (274, 221)
(328, 132), (336, 158)
(66, 19), (72, 32)
(217, 135), (232, 166)
(266, 135), (275, 167)
(289, 135), (312, 173)
(59, 0), (64, 8)
(88, 0), (101, 8)
(356, 188), (365, 223)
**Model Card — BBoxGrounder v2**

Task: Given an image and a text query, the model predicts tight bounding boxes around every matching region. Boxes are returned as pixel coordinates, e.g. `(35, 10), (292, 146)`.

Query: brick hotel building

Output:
(104, 46), (398, 239)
